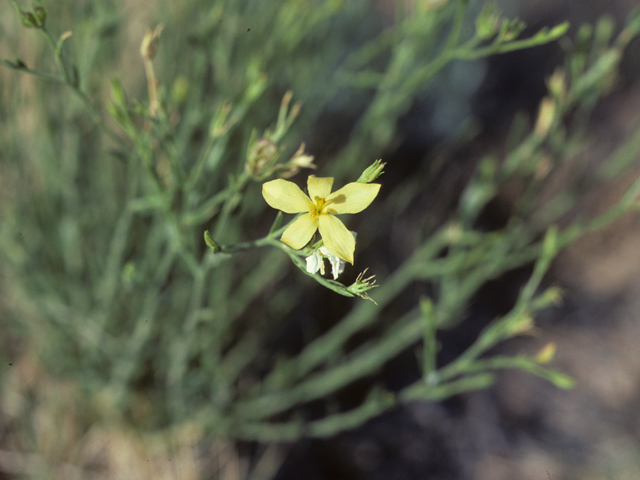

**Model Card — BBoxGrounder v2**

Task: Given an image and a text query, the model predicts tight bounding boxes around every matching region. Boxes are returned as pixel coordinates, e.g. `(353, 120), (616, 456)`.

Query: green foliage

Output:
(2, 0), (640, 462)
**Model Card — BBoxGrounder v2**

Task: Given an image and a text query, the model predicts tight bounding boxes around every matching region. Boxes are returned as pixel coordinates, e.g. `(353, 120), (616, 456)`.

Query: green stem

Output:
(213, 172), (252, 239)
(39, 27), (124, 145)
(0, 59), (62, 82)
(455, 23), (570, 60)
(229, 389), (396, 441)
(167, 253), (213, 417)
(444, 0), (468, 51)
(398, 373), (496, 403)
(232, 308), (421, 421)
(109, 246), (177, 404)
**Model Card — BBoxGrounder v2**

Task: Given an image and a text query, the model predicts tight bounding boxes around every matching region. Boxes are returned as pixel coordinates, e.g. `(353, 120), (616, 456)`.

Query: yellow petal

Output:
(280, 213), (318, 250)
(262, 179), (313, 214)
(307, 176), (333, 200)
(325, 182), (380, 214)
(318, 215), (355, 264)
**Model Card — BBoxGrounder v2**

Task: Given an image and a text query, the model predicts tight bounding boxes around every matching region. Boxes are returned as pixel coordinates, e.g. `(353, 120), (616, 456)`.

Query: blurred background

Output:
(2, 0), (640, 479)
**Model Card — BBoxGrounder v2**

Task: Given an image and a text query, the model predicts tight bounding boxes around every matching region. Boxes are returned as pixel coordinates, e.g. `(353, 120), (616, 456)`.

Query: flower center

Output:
(311, 196), (329, 218)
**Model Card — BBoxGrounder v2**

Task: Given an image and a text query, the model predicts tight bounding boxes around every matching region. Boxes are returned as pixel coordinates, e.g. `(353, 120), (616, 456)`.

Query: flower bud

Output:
(508, 314), (535, 336)
(534, 342), (557, 364)
(34, 5), (47, 26)
(547, 68), (567, 101)
(475, 5), (501, 40)
(140, 24), (164, 61)
(12, 2), (38, 28)
(356, 159), (385, 183)
(534, 97), (555, 138)
(171, 75), (190, 107)
(499, 18), (526, 42)
(246, 138), (278, 178)
(12, 1), (47, 28)
(204, 230), (221, 253)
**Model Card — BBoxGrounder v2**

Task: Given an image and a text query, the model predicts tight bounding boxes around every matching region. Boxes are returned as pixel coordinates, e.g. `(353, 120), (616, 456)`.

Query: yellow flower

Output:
(262, 176), (380, 264)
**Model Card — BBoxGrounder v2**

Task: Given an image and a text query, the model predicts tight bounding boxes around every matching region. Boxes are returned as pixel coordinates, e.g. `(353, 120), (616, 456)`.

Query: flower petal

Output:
(307, 176), (333, 200)
(325, 182), (380, 214)
(263, 179), (313, 214)
(280, 213), (318, 249)
(327, 253), (346, 280)
(318, 215), (355, 264)
(306, 251), (325, 275)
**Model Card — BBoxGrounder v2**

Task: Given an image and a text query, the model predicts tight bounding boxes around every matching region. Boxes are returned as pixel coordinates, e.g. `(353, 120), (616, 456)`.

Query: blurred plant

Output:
(2, 0), (640, 477)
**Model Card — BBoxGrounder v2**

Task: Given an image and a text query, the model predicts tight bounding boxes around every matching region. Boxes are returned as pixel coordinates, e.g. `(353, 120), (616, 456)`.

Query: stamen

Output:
(315, 197), (327, 213)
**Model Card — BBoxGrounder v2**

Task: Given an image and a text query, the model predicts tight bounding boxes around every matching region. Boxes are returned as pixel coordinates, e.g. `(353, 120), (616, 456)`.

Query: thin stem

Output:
(0, 60), (63, 82)
(444, 0), (468, 51)
(39, 26), (125, 145)
(213, 172), (252, 239)
(143, 57), (160, 118)
(233, 308), (421, 421)
(167, 253), (213, 417)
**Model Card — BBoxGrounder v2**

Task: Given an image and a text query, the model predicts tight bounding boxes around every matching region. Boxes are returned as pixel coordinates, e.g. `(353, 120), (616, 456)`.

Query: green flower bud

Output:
(209, 102), (233, 138)
(534, 343), (557, 364)
(204, 230), (221, 253)
(499, 18), (526, 42)
(356, 159), (385, 183)
(547, 68), (567, 101)
(534, 97), (556, 138)
(34, 5), (47, 26)
(170, 75), (190, 107)
(14, 7), (35, 28)
(475, 5), (501, 40)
